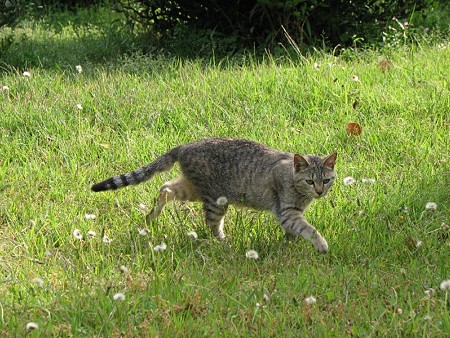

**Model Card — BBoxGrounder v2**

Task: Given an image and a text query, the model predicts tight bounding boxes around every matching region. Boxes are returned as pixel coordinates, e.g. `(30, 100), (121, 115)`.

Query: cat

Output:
(91, 138), (337, 252)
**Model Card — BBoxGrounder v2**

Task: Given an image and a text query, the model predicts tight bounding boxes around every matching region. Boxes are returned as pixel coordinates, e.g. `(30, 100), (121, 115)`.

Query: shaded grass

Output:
(1, 18), (449, 337)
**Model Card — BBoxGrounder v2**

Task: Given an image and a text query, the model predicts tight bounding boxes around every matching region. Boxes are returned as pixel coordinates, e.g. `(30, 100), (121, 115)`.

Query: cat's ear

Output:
(294, 154), (309, 172)
(323, 152), (337, 169)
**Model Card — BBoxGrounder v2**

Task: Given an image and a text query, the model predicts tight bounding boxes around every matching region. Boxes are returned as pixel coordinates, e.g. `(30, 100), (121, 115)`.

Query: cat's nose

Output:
(316, 191), (323, 196)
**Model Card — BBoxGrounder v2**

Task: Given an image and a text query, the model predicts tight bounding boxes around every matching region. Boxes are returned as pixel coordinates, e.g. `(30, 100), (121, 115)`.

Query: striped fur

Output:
(91, 138), (336, 252)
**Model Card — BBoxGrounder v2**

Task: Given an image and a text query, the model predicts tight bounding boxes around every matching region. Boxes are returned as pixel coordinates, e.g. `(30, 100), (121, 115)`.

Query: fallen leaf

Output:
(347, 122), (362, 136)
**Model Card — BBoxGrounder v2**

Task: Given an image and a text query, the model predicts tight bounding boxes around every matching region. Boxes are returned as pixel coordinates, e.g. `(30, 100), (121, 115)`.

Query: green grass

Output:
(1, 10), (449, 337)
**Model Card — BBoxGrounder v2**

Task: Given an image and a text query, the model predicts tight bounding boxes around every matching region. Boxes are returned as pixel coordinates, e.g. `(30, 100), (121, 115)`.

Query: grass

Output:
(1, 7), (449, 337)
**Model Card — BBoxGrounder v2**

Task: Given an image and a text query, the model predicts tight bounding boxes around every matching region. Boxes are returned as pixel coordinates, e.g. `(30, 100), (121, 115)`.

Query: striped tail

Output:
(91, 147), (179, 192)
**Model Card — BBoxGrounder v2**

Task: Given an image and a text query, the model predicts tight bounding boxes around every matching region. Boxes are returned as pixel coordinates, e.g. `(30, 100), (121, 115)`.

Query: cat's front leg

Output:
(276, 209), (328, 252)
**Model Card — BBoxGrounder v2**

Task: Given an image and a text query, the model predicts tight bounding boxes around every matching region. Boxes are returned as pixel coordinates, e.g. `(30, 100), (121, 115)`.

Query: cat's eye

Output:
(323, 179), (331, 184)
(306, 180), (314, 185)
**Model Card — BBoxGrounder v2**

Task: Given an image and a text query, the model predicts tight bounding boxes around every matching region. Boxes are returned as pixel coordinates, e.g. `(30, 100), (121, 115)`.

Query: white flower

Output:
(102, 235), (112, 244)
(304, 296), (317, 305)
(245, 250), (259, 259)
(87, 230), (97, 238)
(26, 322), (39, 330)
(76, 104), (83, 110)
(415, 240), (423, 248)
(313, 62), (320, 70)
(75, 65), (83, 73)
(138, 228), (150, 236)
(187, 231), (198, 240)
(23, 71), (31, 77)
(84, 213), (96, 220)
(113, 292), (125, 301)
(361, 178), (376, 184)
(343, 176), (356, 186)
(350, 75), (359, 82)
(73, 229), (83, 240)
(153, 243), (167, 252)
(119, 265), (129, 274)
(31, 278), (44, 287)
(216, 196), (228, 206)
(425, 202), (437, 211)
(440, 279), (450, 291)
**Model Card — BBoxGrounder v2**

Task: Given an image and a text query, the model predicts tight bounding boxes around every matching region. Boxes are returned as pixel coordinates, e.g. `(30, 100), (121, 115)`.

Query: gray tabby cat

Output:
(92, 138), (337, 252)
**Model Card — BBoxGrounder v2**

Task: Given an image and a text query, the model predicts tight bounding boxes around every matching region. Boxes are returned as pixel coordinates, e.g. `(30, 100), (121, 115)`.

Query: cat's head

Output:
(293, 152), (337, 198)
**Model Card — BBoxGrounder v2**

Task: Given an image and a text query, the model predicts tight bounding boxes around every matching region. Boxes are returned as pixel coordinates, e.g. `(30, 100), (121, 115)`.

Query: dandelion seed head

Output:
(84, 213), (96, 220)
(153, 243), (167, 252)
(425, 202), (437, 211)
(216, 196), (228, 206)
(424, 288), (434, 297)
(102, 235), (112, 244)
(343, 176), (356, 186)
(313, 62), (320, 70)
(138, 228), (150, 236)
(73, 229), (83, 240)
(76, 104), (83, 110)
(87, 230), (97, 238)
(304, 296), (317, 305)
(440, 279), (450, 291)
(1, 85), (9, 91)
(26, 322), (39, 330)
(113, 292), (125, 301)
(245, 250), (259, 260)
(415, 240), (423, 248)
(138, 203), (148, 210)
(119, 265), (129, 274)
(23, 71), (31, 77)
(350, 75), (359, 82)
(75, 65), (83, 73)
(187, 231), (198, 240)
(396, 308), (403, 314)
(31, 278), (44, 287)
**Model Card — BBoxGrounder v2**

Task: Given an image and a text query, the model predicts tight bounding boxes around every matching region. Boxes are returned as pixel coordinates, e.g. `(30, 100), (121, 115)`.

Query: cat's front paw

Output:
(310, 231), (328, 253)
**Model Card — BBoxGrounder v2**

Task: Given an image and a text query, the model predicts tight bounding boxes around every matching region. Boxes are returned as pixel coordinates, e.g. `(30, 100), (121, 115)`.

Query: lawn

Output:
(0, 7), (449, 337)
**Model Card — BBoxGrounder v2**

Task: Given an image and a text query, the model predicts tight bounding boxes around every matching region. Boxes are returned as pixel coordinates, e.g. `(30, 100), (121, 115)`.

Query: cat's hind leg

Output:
(146, 177), (199, 224)
(203, 199), (228, 240)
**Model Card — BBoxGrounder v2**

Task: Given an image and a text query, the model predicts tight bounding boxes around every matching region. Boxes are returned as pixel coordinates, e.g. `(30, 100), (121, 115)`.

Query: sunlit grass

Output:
(0, 13), (449, 336)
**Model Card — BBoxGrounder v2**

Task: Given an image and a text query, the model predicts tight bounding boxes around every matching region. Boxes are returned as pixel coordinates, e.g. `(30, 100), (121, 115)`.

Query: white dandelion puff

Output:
(256, 302), (261, 308)
(31, 278), (44, 287)
(23, 71), (31, 77)
(73, 229), (83, 240)
(76, 103), (83, 110)
(440, 279), (450, 291)
(415, 240), (423, 248)
(425, 202), (437, 211)
(361, 178), (376, 184)
(102, 235), (112, 244)
(113, 293), (126, 301)
(119, 265), (129, 274)
(187, 231), (198, 240)
(343, 176), (357, 186)
(1, 85), (9, 91)
(26, 322), (39, 330)
(304, 296), (317, 305)
(84, 213), (96, 220)
(87, 230), (97, 238)
(138, 228), (150, 236)
(216, 196), (228, 206)
(245, 250), (259, 260)
(75, 65), (83, 73)
(396, 308), (403, 314)
(138, 203), (148, 210)
(313, 62), (320, 70)
(424, 288), (435, 297)
(350, 75), (359, 82)
(153, 243), (167, 252)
